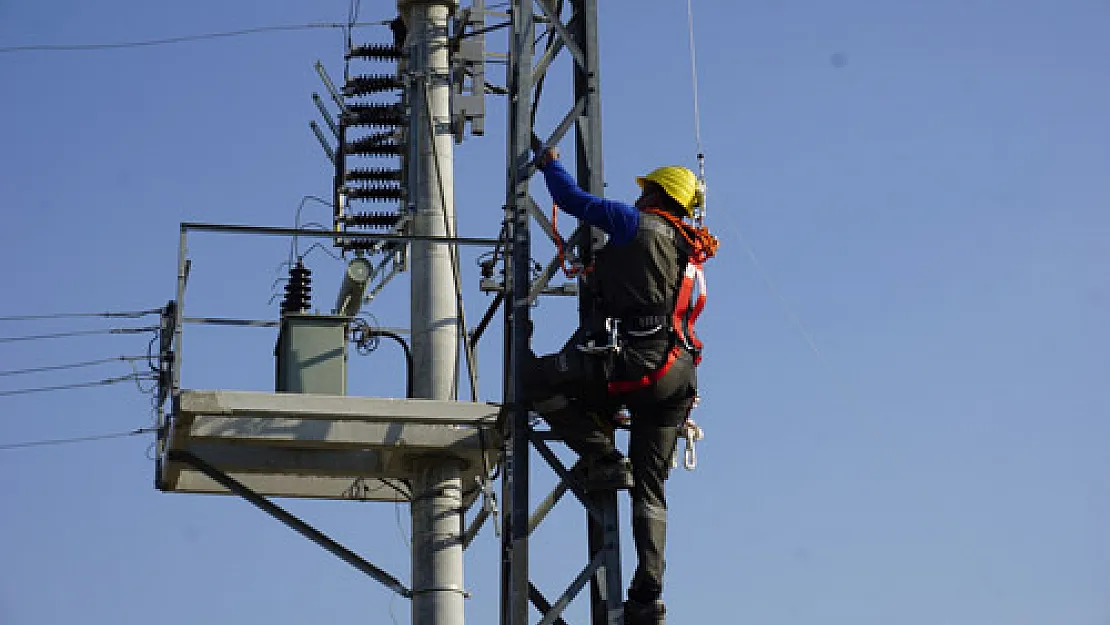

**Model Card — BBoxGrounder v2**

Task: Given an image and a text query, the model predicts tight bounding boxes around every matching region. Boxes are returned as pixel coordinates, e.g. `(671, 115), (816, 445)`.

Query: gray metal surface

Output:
(500, 1), (624, 624)
(180, 221), (499, 247)
(159, 389), (500, 501)
(502, 0), (535, 623)
(169, 472), (411, 502)
(399, 2), (468, 625)
(177, 389), (498, 422)
(275, 314), (348, 395)
(411, 459), (467, 623)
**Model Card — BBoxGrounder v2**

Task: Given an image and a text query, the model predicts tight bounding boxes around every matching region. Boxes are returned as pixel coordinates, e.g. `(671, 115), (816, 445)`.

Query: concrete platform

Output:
(159, 390), (502, 502)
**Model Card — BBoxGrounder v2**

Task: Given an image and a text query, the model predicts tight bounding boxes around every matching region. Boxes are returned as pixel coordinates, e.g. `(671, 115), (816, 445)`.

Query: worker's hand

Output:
(536, 146), (559, 169)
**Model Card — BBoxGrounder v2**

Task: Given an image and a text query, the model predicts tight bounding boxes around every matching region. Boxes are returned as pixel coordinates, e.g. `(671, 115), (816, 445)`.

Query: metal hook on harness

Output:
(673, 417), (705, 471)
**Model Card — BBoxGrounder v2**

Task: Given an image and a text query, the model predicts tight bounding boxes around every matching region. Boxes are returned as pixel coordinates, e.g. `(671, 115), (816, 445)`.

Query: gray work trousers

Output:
(525, 328), (698, 603)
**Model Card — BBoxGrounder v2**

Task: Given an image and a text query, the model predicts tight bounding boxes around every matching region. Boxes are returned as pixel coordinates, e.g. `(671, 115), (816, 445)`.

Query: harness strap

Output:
(607, 343), (683, 394)
(608, 221), (711, 394)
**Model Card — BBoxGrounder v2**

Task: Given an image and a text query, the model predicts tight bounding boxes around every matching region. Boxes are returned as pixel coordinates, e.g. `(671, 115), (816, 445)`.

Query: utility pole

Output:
(158, 5), (623, 625)
(399, 2), (466, 625)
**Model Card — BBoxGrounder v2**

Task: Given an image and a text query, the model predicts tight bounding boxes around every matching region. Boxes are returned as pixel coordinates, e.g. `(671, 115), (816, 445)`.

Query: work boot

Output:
(624, 598), (666, 625)
(584, 454), (634, 491)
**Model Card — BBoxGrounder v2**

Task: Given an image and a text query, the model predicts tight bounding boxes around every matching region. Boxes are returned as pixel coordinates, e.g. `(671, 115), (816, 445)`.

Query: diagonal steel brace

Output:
(168, 449), (412, 599)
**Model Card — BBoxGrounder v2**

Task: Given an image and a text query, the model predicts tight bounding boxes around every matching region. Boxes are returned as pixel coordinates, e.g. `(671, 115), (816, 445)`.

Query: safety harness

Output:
(606, 208), (718, 395)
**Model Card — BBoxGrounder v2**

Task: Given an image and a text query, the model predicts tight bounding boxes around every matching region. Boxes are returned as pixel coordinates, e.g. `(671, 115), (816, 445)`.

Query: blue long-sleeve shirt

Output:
(540, 159), (640, 247)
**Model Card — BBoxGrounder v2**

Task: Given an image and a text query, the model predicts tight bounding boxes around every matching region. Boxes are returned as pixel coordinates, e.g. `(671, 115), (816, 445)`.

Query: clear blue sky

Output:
(1, 1), (1108, 624)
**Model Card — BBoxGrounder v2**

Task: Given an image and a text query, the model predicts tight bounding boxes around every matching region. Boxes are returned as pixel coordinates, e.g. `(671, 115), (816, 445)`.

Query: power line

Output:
(0, 308), (161, 321)
(0, 326), (158, 344)
(0, 427), (156, 451)
(0, 356), (149, 378)
(0, 20), (391, 55)
(0, 373), (155, 398)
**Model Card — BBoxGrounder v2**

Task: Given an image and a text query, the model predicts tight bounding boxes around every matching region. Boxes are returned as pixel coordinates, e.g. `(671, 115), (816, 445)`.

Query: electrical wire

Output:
(395, 498), (411, 549)
(0, 326), (159, 344)
(0, 373), (157, 398)
(349, 0), (362, 28)
(146, 333), (160, 373)
(0, 355), (148, 378)
(291, 195), (334, 265)
(0, 21), (392, 55)
(128, 360), (159, 394)
(0, 308), (160, 321)
(299, 241), (344, 262)
(0, 427), (156, 451)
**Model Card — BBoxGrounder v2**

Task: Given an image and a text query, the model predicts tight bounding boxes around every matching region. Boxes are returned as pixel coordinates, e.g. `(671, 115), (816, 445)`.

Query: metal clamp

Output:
(676, 417), (705, 471)
(576, 317), (621, 355)
(478, 475), (501, 537)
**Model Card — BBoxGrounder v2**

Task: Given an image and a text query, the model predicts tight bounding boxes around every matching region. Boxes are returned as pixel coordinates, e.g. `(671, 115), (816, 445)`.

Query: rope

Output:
(551, 204), (593, 277)
(685, 0), (704, 160)
(684, 0), (710, 226)
(642, 208), (719, 263)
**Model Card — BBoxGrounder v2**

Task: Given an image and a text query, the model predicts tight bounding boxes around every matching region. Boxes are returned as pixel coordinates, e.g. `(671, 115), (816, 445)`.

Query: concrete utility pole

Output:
(399, 2), (466, 625)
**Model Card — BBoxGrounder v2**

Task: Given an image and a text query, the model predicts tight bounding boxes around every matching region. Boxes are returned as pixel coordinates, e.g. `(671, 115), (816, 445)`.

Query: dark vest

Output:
(590, 211), (690, 322)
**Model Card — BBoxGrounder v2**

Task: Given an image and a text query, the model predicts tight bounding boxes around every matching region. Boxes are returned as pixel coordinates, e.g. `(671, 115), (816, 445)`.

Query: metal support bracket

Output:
(167, 449), (413, 600)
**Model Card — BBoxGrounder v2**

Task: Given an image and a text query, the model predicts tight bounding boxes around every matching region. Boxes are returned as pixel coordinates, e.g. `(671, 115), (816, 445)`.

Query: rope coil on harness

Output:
(642, 208), (719, 263)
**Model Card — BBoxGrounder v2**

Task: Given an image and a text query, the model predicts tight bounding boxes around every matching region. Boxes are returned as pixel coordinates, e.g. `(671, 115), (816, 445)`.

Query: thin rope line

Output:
(686, 0), (704, 158)
(730, 227), (825, 360)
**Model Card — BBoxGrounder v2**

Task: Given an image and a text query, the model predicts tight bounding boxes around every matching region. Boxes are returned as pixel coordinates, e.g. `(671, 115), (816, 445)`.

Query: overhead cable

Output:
(0, 373), (156, 398)
(0, 427), (155, 451)
(0, 308), (161, 321)
(0, 326), (159, 344)
(0, 355), (149, 377)
(0, 20), (391, 55)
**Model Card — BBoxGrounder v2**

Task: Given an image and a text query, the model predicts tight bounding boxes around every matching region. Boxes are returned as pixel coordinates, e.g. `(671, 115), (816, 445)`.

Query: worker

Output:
(526, 145), (715, 625)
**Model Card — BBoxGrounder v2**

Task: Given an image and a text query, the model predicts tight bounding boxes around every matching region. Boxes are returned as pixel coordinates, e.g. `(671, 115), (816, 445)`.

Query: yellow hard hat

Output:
(636, 166), (703, 216)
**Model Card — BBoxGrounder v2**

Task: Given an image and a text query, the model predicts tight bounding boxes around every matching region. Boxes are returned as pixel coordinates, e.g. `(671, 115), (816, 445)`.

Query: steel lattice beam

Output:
(502, 1), (620, 625)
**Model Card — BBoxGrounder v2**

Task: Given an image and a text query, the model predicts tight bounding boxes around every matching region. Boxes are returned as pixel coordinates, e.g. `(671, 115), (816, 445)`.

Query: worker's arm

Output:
(539, 158), (639, 246)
